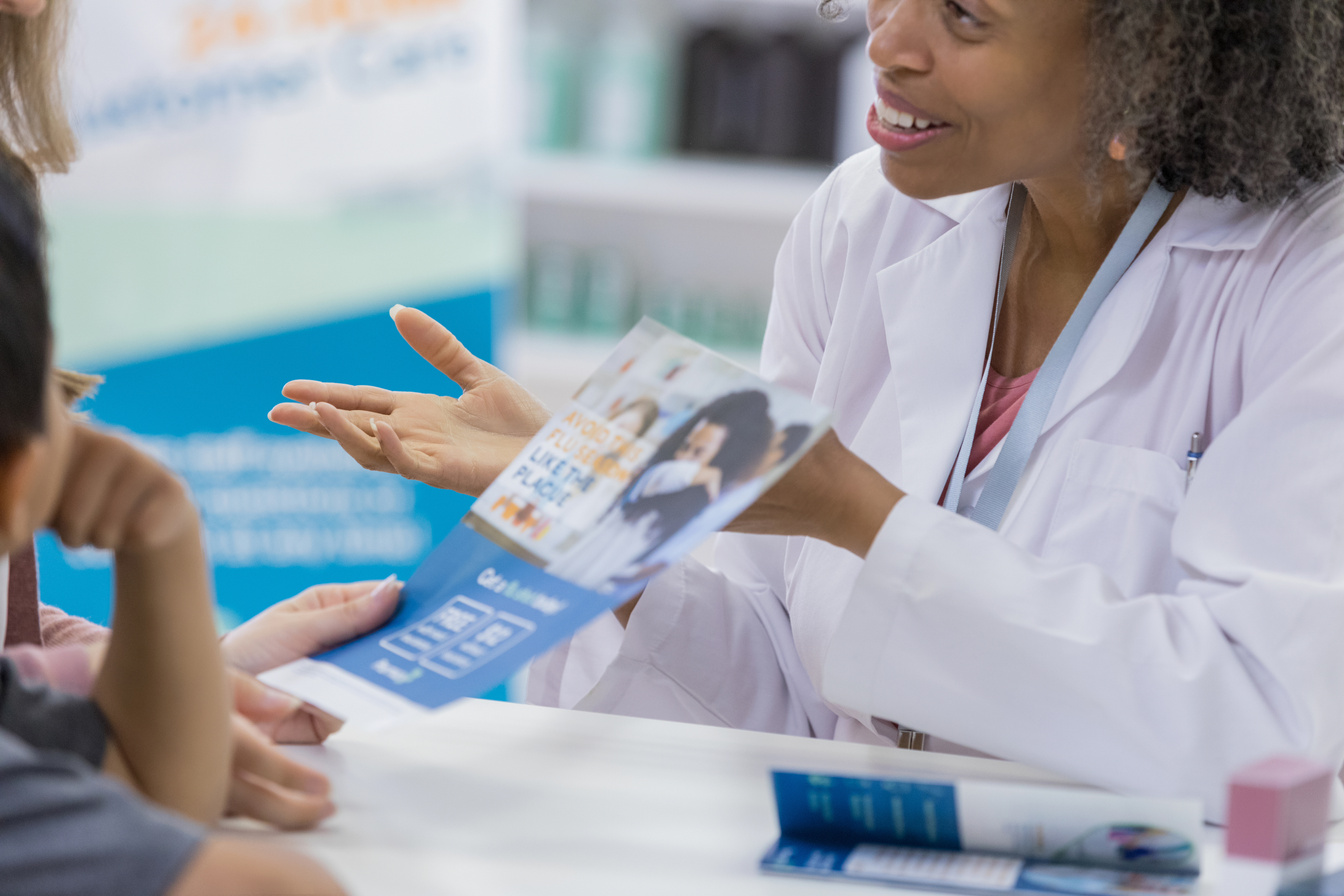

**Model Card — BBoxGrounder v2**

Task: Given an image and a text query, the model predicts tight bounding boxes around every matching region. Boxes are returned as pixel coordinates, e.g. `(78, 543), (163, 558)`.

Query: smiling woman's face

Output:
(865, 0), (1093, 199)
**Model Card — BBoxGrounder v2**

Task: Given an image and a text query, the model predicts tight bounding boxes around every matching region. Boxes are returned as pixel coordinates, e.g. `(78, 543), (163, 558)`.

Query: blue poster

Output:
(38, 291), (495, 631)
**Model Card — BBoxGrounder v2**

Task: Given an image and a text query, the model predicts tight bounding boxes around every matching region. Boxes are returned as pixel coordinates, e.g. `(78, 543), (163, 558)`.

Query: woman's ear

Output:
(0, 442), (42, 552)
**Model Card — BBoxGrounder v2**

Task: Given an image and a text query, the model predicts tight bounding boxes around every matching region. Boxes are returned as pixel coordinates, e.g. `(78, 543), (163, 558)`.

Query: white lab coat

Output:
(531, 148), (1344, 821)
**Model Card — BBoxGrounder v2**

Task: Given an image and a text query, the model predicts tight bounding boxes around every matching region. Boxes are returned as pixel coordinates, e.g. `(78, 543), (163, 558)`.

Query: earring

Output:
(1108, 135), (1127, 162)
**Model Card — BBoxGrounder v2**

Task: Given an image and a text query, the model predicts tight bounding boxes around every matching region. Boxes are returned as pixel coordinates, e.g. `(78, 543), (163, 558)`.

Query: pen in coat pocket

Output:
(1186, 432), (1204, 491)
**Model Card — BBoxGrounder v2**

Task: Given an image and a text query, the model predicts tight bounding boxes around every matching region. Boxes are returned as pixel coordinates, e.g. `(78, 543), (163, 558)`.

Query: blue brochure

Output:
(761, 772), (1204, 896)
(261, 320), (830, 725)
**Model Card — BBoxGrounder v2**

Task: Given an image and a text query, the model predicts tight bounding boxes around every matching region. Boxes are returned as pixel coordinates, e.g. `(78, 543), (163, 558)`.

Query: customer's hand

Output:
(221, 579), (402, 677)
(49, 424), (198, 553)
(228, 672), (336, 829)
(226, 710), (334, 830)
(268, 305), (551, 496)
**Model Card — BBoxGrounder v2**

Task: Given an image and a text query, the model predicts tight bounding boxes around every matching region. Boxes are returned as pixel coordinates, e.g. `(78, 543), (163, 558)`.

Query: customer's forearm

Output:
(94, 521), (230, 824)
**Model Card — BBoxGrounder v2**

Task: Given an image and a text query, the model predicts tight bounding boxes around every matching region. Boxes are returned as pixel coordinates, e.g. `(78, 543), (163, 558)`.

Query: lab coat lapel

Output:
(876, 186), (1012, 500)
(1040, 245), (1172, 435)
(1039, 189), (1273, 434)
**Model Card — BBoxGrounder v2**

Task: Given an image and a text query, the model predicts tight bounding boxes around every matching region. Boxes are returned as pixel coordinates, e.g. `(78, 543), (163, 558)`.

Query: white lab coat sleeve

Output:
(759, 158), (844, 398)
(821, 233), (1344, 821)
(576, 546), (822, 736)
(525, 612), (625, 709)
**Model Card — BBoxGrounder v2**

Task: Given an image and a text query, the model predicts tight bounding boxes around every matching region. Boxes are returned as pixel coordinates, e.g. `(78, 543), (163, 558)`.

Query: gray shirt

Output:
(0, 657), (205, 896)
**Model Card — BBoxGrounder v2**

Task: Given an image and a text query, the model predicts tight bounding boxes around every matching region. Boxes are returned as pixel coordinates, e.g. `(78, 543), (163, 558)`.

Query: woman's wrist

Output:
(727, 430), (903, 557)
(813, 448), (903, 558)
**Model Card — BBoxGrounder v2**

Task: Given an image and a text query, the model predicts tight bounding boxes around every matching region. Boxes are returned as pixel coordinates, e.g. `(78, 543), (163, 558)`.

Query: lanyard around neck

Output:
(940, 180), (1176, 530)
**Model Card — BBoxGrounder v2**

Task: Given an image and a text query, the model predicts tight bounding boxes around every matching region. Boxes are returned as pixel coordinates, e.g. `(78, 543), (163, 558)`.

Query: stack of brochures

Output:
(761, 771), (1203, 896)
(261, 319), (830, 725)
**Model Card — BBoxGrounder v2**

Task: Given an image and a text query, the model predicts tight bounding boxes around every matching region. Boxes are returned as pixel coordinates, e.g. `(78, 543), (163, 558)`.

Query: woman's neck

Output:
(1020, 167), (1141, 276)
(989, 164), (1180, 378)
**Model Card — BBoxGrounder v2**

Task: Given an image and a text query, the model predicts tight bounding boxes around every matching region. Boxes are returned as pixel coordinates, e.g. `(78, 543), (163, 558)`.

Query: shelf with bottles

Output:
(522, 239), (773, 346)
(518, 0), (870, 360)
(525, 0), (870, 174)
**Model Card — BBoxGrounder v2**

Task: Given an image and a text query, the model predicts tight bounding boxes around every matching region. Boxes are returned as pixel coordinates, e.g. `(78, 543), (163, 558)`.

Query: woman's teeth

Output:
(876, 97), (941, 131)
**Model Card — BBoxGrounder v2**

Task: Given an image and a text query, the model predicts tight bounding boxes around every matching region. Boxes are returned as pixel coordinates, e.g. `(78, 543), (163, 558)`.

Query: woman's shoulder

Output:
(1176, 167), (1344, 261)
(1177, 169), (1344, 367)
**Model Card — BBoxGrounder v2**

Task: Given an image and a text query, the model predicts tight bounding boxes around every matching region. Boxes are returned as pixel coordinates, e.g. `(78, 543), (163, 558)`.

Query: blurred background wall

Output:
(39, 0), (872, 698)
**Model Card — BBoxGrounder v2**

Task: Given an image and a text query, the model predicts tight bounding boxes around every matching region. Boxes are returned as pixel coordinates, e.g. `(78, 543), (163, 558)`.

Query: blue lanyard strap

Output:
(941, 183), (1028, 516)
(943, 180), (1176, 530)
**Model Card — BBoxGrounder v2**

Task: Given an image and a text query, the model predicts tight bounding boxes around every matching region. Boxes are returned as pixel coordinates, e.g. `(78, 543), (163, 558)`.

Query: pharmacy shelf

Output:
(519, 153), (831, 225)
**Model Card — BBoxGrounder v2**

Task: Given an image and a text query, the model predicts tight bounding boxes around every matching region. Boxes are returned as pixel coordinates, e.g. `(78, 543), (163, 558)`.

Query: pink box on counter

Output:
(1223, 756), (1333, 896)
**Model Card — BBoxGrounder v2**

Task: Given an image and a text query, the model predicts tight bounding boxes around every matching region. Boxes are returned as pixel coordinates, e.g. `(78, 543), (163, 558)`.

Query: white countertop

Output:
(246, 698), (1344, 896)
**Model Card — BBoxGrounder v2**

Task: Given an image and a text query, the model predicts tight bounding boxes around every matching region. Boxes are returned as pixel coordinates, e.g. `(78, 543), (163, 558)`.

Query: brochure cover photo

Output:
(260, 319), (830, 725)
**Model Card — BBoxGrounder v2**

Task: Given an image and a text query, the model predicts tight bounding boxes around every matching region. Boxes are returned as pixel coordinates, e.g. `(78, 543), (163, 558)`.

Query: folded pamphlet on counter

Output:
(260, 319), (830, 726)
(760, 771), (1203, 895)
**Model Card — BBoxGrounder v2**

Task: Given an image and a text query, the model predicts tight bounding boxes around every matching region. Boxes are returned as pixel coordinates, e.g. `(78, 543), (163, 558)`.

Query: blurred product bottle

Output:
(755, 34), (808, 159)
(580, 0), (675, 157)
(526, 0), (585, 150)
(528, 243), (582, 328)
(679, 29), (761, 157)
(679, 27), (844, 163)
(756, 33), (842, 162)
(582, 247), (633, 332)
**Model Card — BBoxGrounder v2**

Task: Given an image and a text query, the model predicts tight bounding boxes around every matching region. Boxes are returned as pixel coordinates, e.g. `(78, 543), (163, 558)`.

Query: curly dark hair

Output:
(822, 1), (1344, 204)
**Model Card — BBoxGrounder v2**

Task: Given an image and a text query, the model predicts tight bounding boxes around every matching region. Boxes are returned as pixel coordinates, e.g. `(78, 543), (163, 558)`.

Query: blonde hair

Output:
(0, 0), (75, 179)
(0, 5), (88, 402)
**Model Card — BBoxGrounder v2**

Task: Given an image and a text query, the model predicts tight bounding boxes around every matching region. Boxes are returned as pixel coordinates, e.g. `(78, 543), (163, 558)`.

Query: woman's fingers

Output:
(52, 430), (127, 547)
(228, 771), (336, 831)
(222, 579), (400, 674)
(267, 402), (334, 439)
(87, 457), (159, 550)
(231, 670), (305, 729)
(269, 705), (345, 745)
(281, 580), (391, 613)
(223, 578), (402, 675)
(392, 305), (493, 393)
(312, 402), (392, 472)
(282, 380), (398, 415)
(233, 718), (330, 796)
(273, 576), (402, 659)
(227, 715), (333, 830)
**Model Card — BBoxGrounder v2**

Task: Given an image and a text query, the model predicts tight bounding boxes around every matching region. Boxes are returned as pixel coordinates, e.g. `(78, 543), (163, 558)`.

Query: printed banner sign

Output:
(39, 0), (516, 643)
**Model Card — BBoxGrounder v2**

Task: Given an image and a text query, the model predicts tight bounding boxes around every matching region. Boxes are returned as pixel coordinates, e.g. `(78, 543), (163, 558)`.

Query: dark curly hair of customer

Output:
(820, 1), (1344, 204)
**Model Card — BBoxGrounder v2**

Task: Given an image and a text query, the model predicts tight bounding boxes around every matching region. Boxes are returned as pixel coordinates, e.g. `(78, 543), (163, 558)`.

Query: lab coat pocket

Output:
(1041, 439), (1186, 598)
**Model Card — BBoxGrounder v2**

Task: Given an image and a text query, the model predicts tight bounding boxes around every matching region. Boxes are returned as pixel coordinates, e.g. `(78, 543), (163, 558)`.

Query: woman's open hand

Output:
(268, 306), (551, 497)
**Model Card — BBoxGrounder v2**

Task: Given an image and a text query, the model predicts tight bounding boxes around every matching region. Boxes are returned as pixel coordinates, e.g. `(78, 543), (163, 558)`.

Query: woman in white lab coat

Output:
(273, 0), (1344, 819)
